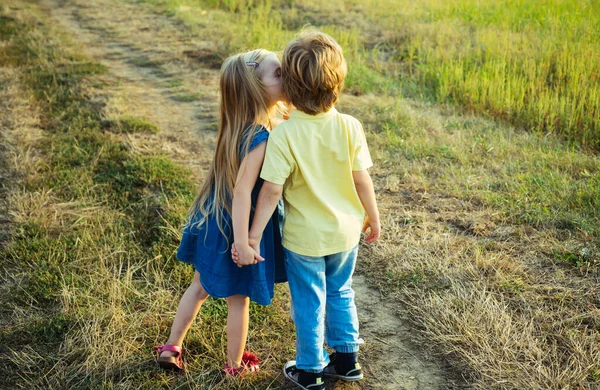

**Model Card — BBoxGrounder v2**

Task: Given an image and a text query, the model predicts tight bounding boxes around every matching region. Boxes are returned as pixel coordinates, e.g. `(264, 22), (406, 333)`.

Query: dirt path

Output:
(45, 0), (220, 182)
(353, 275), (463, 390)
(39, 0), (462, 388)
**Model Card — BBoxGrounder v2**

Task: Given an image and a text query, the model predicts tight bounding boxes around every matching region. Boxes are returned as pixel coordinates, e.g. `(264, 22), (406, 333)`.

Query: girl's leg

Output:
(225, 294), (250, 368)
(161, 271), (209, 357)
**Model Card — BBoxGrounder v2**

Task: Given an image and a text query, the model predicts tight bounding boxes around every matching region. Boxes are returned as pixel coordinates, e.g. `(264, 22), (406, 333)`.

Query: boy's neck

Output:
(291, 106), (337, 117)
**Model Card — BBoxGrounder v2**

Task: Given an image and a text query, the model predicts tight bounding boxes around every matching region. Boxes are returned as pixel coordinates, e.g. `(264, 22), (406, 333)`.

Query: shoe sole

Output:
(283, 361), (323, 390)
(323, 372), (364, 381)
(157, 356), (183, 372)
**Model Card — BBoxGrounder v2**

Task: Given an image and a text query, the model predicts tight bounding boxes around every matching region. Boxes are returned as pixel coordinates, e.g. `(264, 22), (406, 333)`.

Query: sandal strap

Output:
(153, 344), (182, 357)
(241, 351), (260, 368)
(223, 363), (244, 376)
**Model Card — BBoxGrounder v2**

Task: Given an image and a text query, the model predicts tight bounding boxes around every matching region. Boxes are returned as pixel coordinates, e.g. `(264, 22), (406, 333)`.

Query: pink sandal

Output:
(154, 345), (184, 371)
(223, 351), (260, 376)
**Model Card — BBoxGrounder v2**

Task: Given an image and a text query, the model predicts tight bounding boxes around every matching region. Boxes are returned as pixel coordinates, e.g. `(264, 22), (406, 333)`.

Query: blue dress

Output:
(177, 126), (286, 306)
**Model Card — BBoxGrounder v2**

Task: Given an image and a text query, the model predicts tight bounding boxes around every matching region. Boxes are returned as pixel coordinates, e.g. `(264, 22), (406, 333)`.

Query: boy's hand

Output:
(362, 216), (381, 243)
(248, 237), (261, 258)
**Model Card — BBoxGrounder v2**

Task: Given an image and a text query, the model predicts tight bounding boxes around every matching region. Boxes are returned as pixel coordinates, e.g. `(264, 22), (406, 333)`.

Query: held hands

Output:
(231, 238), (263, 267)
(362, 216), (381, 243)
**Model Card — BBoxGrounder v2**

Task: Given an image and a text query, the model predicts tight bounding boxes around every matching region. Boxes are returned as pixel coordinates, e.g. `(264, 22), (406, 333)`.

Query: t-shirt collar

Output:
(290, 106), (338, 120)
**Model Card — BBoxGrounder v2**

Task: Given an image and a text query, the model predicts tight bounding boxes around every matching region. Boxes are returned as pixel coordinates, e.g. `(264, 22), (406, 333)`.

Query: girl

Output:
(154, 49), (286, 375)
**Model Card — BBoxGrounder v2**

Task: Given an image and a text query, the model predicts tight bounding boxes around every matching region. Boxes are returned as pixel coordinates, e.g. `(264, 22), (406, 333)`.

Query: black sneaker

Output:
(322, 352), (363, 381)
(283, 361), (325, 390)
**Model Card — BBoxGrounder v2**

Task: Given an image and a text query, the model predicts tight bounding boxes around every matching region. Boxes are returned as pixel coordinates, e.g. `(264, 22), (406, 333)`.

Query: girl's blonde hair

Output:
(189, 49), (275, 236)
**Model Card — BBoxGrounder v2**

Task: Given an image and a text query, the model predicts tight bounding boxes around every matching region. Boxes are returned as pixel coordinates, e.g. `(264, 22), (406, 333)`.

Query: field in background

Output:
(147, 0), (600, 151)
(1, 0), (599, 389)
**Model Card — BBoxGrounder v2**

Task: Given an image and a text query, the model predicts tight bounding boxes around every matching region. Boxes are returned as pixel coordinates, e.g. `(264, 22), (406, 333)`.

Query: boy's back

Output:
(261, 107), (372, 257)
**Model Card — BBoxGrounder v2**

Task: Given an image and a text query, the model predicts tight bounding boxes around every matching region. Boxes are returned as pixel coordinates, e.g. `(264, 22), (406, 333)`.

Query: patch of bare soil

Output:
(38, 0), (465, 388)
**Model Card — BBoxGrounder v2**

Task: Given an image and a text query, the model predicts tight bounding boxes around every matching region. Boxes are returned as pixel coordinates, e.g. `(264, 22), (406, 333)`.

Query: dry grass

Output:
(352, 151), (600, 388)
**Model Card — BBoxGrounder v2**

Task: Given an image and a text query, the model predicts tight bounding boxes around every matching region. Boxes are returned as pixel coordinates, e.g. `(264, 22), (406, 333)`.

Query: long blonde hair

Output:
(189, 49), (275, 236)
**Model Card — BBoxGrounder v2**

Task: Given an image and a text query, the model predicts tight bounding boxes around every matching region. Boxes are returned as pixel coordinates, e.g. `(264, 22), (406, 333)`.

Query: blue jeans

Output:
(284, 245), (363, 373)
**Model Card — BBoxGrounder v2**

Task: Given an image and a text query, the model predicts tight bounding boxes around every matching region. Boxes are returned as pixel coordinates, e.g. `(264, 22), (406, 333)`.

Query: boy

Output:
(244, 30), (380, 389)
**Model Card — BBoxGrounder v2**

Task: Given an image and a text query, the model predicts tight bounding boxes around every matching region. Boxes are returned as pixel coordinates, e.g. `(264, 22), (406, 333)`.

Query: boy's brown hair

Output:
(282, 30), (347, 115)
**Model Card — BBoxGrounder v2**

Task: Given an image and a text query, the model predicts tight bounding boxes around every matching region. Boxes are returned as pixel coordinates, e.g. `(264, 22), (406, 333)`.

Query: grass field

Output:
(146, 0), (600, 151)
(1, 0), (599, 389)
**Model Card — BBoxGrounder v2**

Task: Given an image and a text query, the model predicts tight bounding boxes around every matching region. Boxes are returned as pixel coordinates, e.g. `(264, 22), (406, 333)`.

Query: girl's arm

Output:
(232, 142), (267, 266)
(352, 169), (381, 243)
(248, 181), (283, 247)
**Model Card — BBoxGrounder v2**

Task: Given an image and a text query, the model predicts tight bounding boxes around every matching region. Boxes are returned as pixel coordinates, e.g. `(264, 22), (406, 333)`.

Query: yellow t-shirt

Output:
(260, 107), (373, 257)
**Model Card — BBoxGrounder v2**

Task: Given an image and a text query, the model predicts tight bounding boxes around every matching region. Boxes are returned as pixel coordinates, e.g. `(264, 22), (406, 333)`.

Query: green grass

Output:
(129, 55), (158, 68)
(0, 0), (189, 315)
(171, 92), (203, 102)
(391, 0), (600, 151)
(101, 117), (161, 134)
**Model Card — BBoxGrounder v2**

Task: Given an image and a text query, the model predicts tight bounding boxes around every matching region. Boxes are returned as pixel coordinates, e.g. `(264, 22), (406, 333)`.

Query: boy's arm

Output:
(248, 181), (283, 248)
(352, 169), (381, 243)
(232, 143), (267, 266)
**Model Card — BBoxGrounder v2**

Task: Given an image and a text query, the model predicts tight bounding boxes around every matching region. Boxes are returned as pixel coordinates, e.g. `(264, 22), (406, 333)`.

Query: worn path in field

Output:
(40, 0), (463, 388)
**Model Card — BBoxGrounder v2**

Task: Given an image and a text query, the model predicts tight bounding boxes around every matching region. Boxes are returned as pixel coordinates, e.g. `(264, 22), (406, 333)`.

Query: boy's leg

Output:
(225, 294), (250, 368)
(284, 248), (329, 372)
(323, 245), (363, 380)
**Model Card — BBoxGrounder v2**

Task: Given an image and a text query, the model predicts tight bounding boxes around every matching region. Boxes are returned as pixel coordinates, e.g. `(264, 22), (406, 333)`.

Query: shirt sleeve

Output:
(260, 128), (294, 185)
(352, 123), (373, 171)
(249, 128), (269, 151)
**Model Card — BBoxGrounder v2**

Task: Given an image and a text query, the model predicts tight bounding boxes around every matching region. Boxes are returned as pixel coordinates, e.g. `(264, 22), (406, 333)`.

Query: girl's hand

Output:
(362, 216), (381, 243)
(232, 242), (264, 267)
